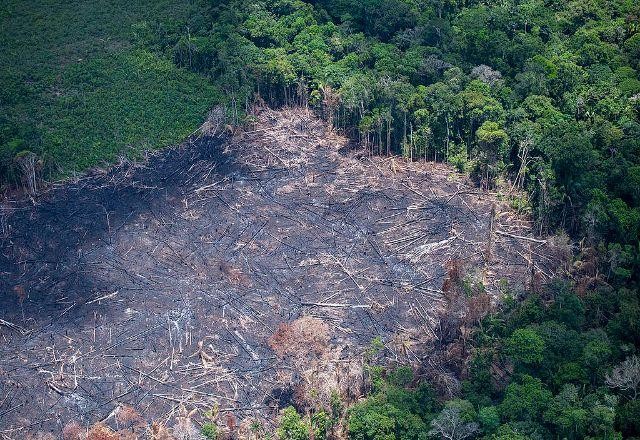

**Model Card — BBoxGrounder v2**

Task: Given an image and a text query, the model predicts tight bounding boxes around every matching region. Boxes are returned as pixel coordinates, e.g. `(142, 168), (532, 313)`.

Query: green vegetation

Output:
(201, 422), (218, 440)
(347, 368), (437, 440)
(277, 406), (331, 440)
(457, 283), (632, 439)
(0, 0), (219, 186)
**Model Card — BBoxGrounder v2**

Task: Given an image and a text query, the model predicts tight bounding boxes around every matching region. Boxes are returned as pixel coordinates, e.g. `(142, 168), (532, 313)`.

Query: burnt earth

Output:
(0, 108), (562, 436)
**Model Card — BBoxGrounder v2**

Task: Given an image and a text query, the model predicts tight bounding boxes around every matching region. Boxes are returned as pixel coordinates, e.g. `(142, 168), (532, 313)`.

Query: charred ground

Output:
(0, 108), (563, 436)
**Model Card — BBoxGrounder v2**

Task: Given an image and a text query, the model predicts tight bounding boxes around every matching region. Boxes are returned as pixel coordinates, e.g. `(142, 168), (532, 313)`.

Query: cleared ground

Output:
(0, 108), (562, 437)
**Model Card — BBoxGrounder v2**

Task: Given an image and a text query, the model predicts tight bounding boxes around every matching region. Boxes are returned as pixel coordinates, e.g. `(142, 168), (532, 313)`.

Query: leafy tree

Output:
(486, 424), (531, 440)
(278, 407), (310, 440)
(543, 384), (588, 439)
(477, 406), (500, 435)
(617, 398), (640, 437)
(347, 374), (436, 440)
(583, 393), (620, 439)
(473, 121), (508, 187)
(499, 375), (552, 422)
(581, 330), (613, 382)
(505, 328), (545, 366)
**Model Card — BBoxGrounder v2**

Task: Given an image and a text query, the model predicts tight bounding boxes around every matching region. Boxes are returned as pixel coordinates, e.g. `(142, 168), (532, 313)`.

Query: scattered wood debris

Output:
(0, 107), (566, 435)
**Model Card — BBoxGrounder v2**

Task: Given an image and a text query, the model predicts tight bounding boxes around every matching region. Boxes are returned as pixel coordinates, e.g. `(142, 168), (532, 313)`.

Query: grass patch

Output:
(0, 0), (218, 185)
(43, 49), (219, 173)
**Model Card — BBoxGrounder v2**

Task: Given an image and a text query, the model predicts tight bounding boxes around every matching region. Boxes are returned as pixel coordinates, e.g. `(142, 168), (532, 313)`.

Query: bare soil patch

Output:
(0, 107), (563, 437)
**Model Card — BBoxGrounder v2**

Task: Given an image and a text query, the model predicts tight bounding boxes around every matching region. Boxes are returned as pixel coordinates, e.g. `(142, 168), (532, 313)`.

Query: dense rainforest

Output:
(1, 0), (640, 438)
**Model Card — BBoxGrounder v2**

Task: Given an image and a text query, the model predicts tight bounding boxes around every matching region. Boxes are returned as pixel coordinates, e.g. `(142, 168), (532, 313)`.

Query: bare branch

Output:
(606, 355), (640, 399)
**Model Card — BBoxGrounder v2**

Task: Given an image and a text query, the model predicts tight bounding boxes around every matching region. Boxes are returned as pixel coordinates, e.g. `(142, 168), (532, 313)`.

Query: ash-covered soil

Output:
(0, 108), (562, 437)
